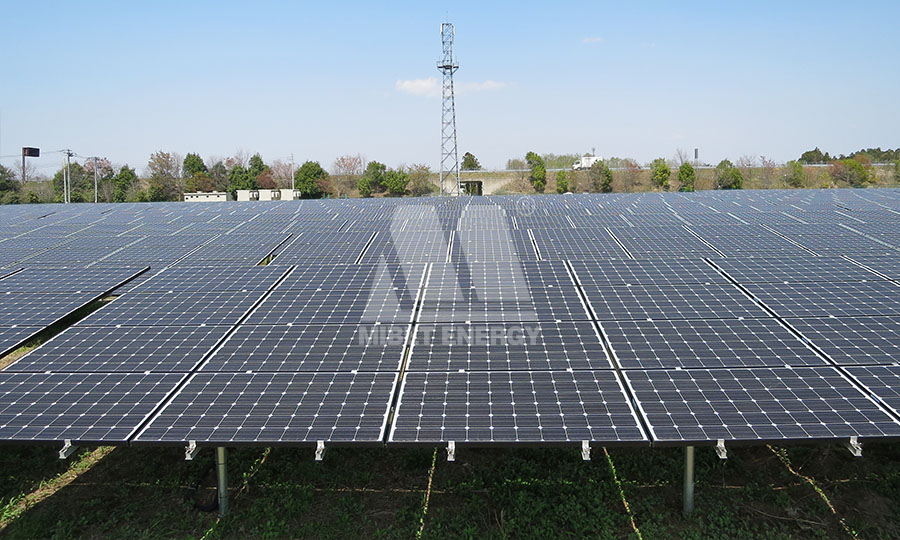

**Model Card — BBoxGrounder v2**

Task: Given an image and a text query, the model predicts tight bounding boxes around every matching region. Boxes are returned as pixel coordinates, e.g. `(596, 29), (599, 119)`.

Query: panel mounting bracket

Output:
(715, 439), (727, 460)
(185, 440), (199, 461)
(846, 436), (862, 457)
(59, 439), (76, 460)
(315, 441), (326, 461)
(447, 441), (456, 462)
(581, 441), (591, 461)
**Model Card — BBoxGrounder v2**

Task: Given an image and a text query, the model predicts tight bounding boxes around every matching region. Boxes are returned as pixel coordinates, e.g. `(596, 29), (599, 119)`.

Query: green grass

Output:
(3, 442), (900, 539)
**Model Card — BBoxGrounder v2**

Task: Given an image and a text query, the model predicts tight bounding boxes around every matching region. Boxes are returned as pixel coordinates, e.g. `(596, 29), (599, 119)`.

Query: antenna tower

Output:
(437, 22), (461, 196)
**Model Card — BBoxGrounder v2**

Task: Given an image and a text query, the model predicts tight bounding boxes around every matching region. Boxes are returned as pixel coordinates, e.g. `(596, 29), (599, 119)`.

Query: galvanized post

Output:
(683, 446), (695, 516)
(216, 446), (228, 517)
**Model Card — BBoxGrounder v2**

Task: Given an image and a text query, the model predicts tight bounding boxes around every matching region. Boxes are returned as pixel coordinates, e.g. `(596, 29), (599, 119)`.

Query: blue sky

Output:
(1, 1), (898, 175)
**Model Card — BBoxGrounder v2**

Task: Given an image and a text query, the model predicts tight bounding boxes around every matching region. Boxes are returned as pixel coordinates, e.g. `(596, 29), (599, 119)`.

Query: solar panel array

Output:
(1, 188), (900, 450)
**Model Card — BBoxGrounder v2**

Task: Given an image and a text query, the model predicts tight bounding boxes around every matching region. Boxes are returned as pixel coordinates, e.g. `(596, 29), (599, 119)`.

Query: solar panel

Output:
(427, 261), (575, 290)
(388, 370), (648, 444)
(277, 263), (426, 292)
(624, 367), (900, 443)
(361, 232), (451, 263)
(530, 229), (628, 261)
(600, 318), (827, 369)
(449, 230), (538, 262)
(418, 283), (590, 323)
(129, 265), (289, 293)
(844, 366), (900, 415)
(5, 326), (230, 372)
(569, 260), (728, 287)
(786, 316), (900, 366)
(0, 267), (147, 292)
(246, 288), (418, 325)
(133, 372), (397, 444)
(0, 326), (44, 357)
(0, 292), (104, 326)
(744, 281), (900, 318)
(0, 372), (185, 443)
(848, 255), (900, 280)
(406, 321), (613, 371)
(582, 283), (768, 321)
(713, 257), (883, 283)
(76, 291), (264, 327)
(200, 324), (409, 372)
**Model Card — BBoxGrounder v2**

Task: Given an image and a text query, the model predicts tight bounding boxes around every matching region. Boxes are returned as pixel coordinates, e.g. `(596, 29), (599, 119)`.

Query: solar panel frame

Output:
(623, 367), (900, 444)
(388, 370), (649, 445)
(132, 372), (398, 446)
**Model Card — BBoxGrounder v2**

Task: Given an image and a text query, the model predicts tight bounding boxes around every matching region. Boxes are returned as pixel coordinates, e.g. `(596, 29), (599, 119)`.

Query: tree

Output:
(830, 158), (872, 188)
(294, 161), (328, 198)
(649, 158), (671, 191)
(506, 158), (526, 170)
(894, 159), (900, 184)
(714, 159), (744, 190)
(357, 176), (373, 197)
(555, 170), (569, 193)
(799, 147), (830, 164)
(677, 162), (696, 192)
(183, 153), (207, 177)
(384, 168), (410, 196)
(784, 160), (806, 188)
(332, 154), (365, 196)
(209, 161), (229, 192)
(589, 160), (612, 193)
(186, 172), (216, 192)
(541, 153), (581, 169)
(52, 163), (90, 202)
(525, 151), (546, 193)
(622, 159), (642, 191)
(113, 165), (138, 202)
(407, 164), (434, 196)
(248, 153), (269, 182)
(361, 161), (387, 193)
(227, 164), (256, 199)
(461, 152), (481, 170)
(0, 164), (19, 194)
(146, 151), (183, 201)
(257, 170), (277, 189)
(737, 155), (756, 185)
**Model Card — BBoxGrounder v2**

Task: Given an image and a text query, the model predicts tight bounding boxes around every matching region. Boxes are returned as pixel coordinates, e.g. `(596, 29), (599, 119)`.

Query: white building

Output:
(236, 189), (302, 201)
(184, 191), (231, 202)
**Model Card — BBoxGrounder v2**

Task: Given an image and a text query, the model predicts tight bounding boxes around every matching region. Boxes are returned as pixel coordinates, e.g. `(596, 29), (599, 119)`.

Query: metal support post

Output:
(216, 446), (228, 518)
(683, 446), (695, 516)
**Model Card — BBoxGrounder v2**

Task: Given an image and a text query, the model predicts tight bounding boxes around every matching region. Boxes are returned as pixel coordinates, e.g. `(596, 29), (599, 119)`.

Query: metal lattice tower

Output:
(437, 22), (461, 196)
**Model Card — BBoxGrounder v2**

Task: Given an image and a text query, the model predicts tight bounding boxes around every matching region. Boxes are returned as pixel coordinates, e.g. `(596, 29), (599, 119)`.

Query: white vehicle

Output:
(572, 156), (603, 170)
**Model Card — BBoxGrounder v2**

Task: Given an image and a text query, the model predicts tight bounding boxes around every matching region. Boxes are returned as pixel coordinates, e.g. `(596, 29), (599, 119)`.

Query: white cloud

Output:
(582, 36), (605, 44)
(396, 78), (510, 97)
(395, 77), (441, 97)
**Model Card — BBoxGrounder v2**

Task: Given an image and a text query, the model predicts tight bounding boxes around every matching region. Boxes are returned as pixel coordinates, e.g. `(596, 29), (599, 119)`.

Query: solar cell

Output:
(713, 257), (883, 283)
(786, 316), (900, 366)
(200, 324), (409, 372)
(569, 259), (728, 287)
(77, 291), (264, 327)
(418, 283), (590, 323)
(582, 283), (768, 321)
(129, 265), (290, 293)
(0, 267), (147, 292)
(0, 292), (104, 326)
(744, 281), (900, 318)
(6, 326), (230, 372)
(0, 326), (44, 357)
(0, 372), (185, 443)
(278, 263), (426, 292)
(246, 288), (418, 325)
(406, 321), (612, 371)
(133, 372), (397, 444)
(600, 318), (827, 369)
(388, 370), (648, 444)
(624, 367), (900, 443)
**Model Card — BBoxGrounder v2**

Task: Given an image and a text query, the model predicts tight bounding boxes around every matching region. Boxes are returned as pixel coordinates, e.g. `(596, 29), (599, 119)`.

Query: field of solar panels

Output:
(2, 188), (900, 539)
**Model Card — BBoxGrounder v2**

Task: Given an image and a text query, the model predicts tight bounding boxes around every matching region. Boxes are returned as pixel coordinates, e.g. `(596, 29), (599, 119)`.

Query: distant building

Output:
(236, 189), (302, 201)
(184, 191), (231, 202)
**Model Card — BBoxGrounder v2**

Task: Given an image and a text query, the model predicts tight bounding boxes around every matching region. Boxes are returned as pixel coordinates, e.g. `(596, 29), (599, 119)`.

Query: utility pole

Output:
(63, 149), (75, 203)
(437, 21), (461, 196)
(92, 157), (99, 203)
(290, 153), (295, 191)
